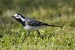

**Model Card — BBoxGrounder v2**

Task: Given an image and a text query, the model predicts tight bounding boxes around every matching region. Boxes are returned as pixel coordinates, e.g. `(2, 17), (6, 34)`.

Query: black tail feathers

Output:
(45, 24), (62, 28)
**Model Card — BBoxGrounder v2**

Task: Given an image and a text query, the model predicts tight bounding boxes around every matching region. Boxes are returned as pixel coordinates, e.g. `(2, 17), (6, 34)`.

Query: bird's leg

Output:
(37, 30), (41, 36)
(22, 31), (30, 42)
(27, 31), (30, 37)
(37, 30), (44, 39)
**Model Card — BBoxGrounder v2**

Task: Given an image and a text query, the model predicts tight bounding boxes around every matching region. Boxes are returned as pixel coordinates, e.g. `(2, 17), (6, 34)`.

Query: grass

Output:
(0, 0), (75, 50)
(0, 12), (75, 50)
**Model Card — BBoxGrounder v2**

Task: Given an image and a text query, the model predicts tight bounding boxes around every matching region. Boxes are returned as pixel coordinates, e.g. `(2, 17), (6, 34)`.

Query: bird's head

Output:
(12, 14), (26, 26)
(12, 14), (25, 21)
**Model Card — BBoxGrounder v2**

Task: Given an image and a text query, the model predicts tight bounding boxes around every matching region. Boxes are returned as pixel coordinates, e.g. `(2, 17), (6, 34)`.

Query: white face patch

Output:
(14, 14), (18, 17)
(13, 14), (25, 21)
(14, 14), (21, 19)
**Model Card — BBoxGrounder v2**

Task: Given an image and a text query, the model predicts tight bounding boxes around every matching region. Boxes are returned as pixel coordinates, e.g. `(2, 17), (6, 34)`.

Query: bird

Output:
(12, 13), (61, 36)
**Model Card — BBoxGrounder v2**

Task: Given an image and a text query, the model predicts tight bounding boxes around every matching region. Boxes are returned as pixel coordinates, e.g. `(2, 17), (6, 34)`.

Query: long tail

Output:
(45, 24), (62, 28)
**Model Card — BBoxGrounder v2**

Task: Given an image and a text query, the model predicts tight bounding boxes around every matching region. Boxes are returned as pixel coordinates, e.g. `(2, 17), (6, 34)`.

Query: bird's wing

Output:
(25, 18), (48, 26)
(25, 17), (61, 27)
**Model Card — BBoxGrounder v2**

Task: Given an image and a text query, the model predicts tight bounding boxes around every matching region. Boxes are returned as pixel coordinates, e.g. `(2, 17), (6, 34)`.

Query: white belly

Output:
(24, 25), (43, 31)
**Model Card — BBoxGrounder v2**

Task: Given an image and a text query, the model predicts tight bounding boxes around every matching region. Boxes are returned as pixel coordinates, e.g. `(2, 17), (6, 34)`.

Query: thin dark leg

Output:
(27, 31), (30, 37)
(37, 30), (40, 35)
(22, 31), (30, 42)
(37, 30), (44, 39)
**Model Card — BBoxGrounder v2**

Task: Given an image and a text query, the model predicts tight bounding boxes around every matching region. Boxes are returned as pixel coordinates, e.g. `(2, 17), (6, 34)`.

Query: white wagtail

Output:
(12, 14), (61, 36)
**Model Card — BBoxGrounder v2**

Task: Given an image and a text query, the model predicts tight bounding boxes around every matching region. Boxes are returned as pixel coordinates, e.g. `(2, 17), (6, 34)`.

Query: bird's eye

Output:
(17, 15), (21, 18)
(17, 15), (19, 17)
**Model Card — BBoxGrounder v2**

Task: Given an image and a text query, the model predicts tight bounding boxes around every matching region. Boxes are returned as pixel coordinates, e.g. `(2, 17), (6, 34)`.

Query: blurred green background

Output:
(0, 0), (75, 50)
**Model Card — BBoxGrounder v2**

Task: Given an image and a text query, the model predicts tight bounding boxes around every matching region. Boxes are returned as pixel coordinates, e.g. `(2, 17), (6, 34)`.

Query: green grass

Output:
(0, 13), (75, 50)
(0, 0), (75, 50)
